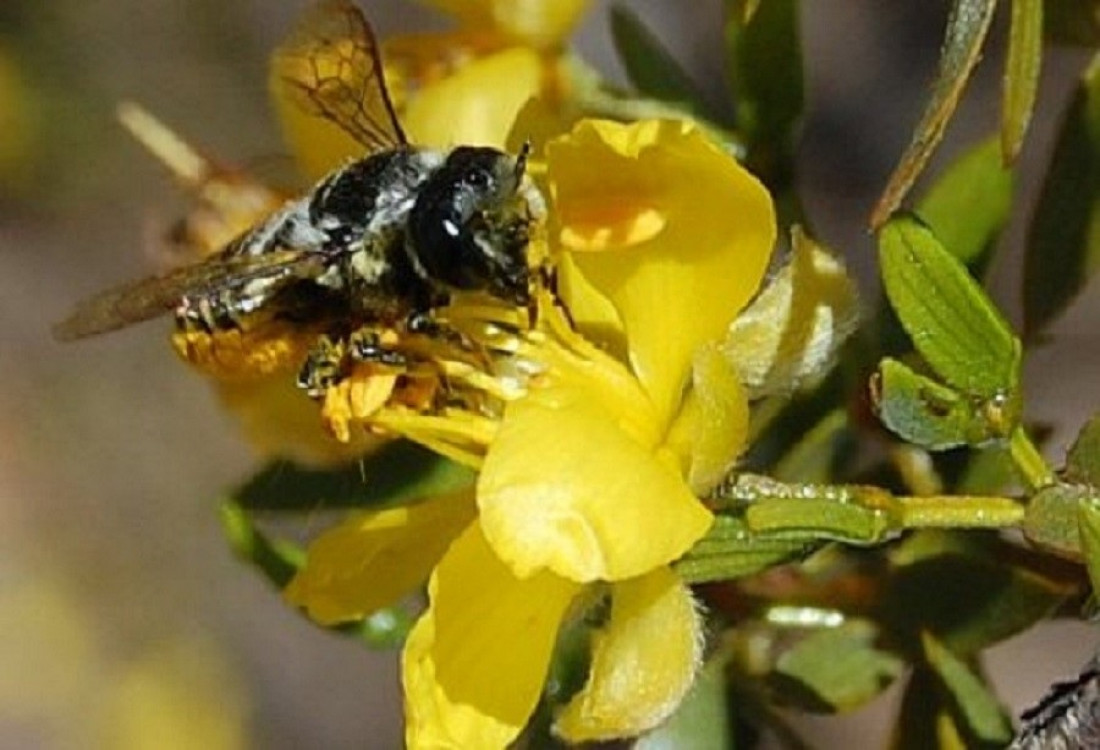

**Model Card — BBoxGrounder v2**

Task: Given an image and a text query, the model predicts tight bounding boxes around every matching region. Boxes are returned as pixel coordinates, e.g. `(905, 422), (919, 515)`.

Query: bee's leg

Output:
(297, 334), (349, 398)
(176, 296), (217, 333)
(404, 310), (479, 354)
(176, 288), (257, 333)
(347, 328), (409, 369)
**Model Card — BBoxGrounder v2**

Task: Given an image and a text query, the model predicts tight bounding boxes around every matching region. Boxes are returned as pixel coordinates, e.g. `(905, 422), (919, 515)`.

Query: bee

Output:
(53, 0), (547, 394)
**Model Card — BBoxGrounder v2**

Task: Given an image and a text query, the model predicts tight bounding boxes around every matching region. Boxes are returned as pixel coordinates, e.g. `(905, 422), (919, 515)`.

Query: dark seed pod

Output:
(1010, 655), (1100, 750)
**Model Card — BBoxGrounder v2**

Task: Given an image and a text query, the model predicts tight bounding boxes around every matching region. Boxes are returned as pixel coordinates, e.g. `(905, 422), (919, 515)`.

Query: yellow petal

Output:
(403, 522), (580, 748)
(284, 492), (476, 625)
(665, 344), (750, 495)
(723, 227), (860, 398)
(548, 119), (776, 423)
(403, 47), (543, 150)
(554, 252), (628, 365)
(418, 0), (494, 28)
(487, 0), (591, 49)
(555, 568), (703, 742)
(478, 341), (713, 582)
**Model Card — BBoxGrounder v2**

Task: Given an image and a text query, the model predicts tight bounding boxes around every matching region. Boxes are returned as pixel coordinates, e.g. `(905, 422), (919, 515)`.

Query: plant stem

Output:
(894, 495), (1024, 529)
(1009, 426), (1055, 490)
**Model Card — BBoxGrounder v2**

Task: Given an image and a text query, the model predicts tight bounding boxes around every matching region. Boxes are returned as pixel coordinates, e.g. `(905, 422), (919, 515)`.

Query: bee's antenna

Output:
(515, 140), (532, 181)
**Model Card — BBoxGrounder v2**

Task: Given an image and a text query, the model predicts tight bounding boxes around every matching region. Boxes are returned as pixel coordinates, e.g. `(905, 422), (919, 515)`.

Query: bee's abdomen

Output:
(310, 148), (441, 245)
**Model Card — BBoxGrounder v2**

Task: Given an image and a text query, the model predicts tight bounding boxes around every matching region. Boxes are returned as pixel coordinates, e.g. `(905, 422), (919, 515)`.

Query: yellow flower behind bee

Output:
(288, 117), (776, 746)
(270, 0), (589, 180)
(421, 0), (591, 50)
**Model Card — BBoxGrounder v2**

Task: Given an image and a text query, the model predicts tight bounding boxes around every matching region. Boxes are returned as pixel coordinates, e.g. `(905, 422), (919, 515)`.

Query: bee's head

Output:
(407, 145), (543, 306)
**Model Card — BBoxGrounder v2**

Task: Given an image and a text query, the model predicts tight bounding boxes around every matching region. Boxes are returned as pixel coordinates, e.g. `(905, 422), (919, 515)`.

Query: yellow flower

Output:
(287, 118), (776, 745)
(272, 0), (591, 181)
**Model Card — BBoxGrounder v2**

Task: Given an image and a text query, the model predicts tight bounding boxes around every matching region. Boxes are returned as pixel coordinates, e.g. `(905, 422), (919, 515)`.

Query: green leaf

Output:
(871, 0), (998, 228)
(233, 440), (474, 511)
(609, 5), (706, 114)
(878, 215), (1022, 399)
(1024, 53), (1100, 338)
(637, 654), (732, 750)
(920, 632), (1013, 745)
(874, 358), (980, 450)
(955, 444), (1018, 494)
(890, 668), (965, 750)
(724, 0), (803, 195)
(1024, 482), (1099, 556)
(770, 620), (905, 712)
(878, 546), (1070, 656)
(1044, 0), (1100, 46)
(1002, 0), (1043, 162)
(219, 500), (304, 588)
(1067, 414), (1100, 485)
(744, 497), (888, 543)
(676, 515), (820, 584)
(772, 409), (850, 484)
(1079, 501), (1100, 594)
(916, 136), (1013, 274)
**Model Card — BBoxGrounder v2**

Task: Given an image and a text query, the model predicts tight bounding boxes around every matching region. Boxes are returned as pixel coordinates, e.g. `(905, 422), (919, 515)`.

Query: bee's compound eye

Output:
(406, 146), (533, 304)
(465, 169), (491, 190)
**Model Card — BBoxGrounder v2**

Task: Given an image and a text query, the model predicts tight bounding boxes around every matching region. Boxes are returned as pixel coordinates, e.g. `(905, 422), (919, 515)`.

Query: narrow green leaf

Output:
(609, 5), (706, 114)
(1078, 501), (1100, 594)
(1002, 0), (1043, 162)
(219, 500), (303, 588)
(879, 215), (1022, 399)
(745, 497), (888, 542)
(730, 0), (762, 24)
(1024, 53), (1100, 338)
(676, 515), (819, 584)
(916, 136), (1013, 274)
(921, 632), (1013, 745)
(890, 668), (963, 750)
(1067, 414), (1100, 485)
(233, 440), (474, 511)
(871, 0), (998, 228)
(770, 620), (905, 712)
(874, 358), (976, 450)
(724, 0), (803, 194)
(1024, 482), (1098, 556)
(878, 548), (1070, 655)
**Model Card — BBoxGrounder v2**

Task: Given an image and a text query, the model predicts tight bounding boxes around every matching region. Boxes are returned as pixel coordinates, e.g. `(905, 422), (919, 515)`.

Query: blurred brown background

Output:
(1, 1), (1097, 747)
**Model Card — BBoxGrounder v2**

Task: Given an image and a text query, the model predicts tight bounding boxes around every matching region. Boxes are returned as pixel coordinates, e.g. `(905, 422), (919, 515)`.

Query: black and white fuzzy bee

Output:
(54, 0), (546, 361)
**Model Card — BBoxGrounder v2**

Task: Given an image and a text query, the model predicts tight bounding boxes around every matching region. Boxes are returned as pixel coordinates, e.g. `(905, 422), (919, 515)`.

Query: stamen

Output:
(117, 101), (210, 187)
(369, 409), (499, 468)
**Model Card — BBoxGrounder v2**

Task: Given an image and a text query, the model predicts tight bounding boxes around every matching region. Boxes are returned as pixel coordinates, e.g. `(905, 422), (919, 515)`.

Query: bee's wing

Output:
(52, 250), (325, 342)
(273, 0), (407, 154)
